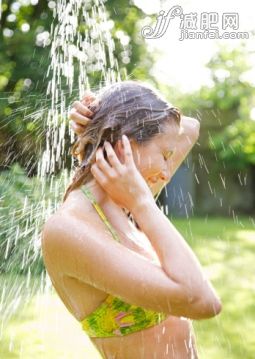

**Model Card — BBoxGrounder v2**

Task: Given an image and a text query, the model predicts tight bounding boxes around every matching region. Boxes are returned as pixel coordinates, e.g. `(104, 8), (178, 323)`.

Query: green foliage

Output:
(176, 43), (254, 112)
(209, 119), (255, 169)
(173, 42), (255, 170)
(0, 0), (54, 171)
(200, 43), (254, 112)
(205, 44), (255, 169)
(105, 1), (156, 81)
(0, 0), (156, 173)
(0, 163), (67, 275)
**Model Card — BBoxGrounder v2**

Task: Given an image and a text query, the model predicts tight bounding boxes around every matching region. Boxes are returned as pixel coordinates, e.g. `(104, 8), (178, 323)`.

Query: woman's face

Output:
(114, 120), (182, 196)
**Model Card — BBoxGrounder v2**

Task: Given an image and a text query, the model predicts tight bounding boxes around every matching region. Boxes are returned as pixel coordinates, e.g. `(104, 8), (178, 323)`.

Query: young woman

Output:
(41, 80), (222, 359)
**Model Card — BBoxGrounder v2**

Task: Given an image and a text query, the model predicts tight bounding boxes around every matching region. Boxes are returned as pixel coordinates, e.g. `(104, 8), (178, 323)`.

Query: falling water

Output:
(0, 0), (126, 345)
(38, 0), (124, 177)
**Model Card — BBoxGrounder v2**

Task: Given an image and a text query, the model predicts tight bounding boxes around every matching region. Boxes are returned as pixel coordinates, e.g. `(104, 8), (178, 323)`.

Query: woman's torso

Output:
(42, 187), (197, 359)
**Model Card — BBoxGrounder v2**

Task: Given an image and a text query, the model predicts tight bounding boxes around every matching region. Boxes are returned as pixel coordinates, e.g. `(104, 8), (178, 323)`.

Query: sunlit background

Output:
(0, 0), (254, 358)
(136, 0), (255, 93)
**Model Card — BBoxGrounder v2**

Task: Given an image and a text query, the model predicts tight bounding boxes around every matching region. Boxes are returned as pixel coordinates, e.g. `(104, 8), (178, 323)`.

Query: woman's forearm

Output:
(170, 116), (200, 178)
(131, 195), (221, 311)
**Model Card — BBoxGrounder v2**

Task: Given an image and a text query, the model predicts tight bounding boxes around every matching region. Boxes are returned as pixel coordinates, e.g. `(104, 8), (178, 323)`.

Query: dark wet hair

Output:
(63, 80), (181, 202)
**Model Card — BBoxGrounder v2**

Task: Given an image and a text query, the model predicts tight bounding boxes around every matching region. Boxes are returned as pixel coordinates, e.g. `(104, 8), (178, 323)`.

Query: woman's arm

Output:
(42, 212), (221, 319)
(129, 118), (222, 316)
(130, 194), (222, 318)
(169, 116), (200, 179)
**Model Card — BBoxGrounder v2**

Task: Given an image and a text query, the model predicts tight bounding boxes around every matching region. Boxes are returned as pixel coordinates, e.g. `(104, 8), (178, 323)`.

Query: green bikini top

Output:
(79, 185), (167, 338)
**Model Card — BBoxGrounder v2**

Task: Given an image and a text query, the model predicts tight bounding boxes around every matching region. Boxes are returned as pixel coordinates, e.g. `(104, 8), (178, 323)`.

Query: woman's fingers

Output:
(72, 101), (93, 117)
(69, 108), (90, 126)
(91, 163), (107, 187)
(95, 147), (117, 178)
(104, 141), (124, 170)
(68, 97), (96, 135)
(122, 135), (134, 166)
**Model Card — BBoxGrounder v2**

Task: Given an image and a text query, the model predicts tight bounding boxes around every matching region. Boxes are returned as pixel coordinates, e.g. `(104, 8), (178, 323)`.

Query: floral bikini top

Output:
(79, 185), (168, 338)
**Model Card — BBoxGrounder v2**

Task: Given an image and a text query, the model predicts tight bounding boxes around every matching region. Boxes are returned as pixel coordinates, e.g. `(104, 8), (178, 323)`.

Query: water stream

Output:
(0, 0), (125, 339)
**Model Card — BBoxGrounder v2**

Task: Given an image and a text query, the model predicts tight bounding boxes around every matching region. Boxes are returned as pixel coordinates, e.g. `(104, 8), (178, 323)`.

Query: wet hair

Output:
(63, 80), (182, 202)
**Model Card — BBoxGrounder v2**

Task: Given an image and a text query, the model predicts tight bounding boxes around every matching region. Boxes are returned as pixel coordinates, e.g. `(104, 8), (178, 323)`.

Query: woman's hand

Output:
(91, 135), (155, 212)
(68, 91), (96, 135)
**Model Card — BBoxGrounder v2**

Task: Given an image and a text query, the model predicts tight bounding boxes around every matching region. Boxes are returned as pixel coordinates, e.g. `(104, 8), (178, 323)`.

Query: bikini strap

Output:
(80, 185), (121, 243)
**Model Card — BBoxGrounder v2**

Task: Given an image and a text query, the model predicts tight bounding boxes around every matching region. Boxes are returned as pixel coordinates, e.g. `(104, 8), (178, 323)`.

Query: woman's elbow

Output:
(192, 295), (222, 320)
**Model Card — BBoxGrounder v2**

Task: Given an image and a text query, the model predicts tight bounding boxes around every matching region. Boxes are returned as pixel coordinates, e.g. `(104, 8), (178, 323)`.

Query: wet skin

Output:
(42, 116), (200, 358)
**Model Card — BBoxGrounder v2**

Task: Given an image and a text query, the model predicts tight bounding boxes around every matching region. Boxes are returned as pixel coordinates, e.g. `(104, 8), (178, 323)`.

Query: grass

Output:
(0, 285), (102, 358)
(0, 215), (254, 358)
(172, 215), (255, 359)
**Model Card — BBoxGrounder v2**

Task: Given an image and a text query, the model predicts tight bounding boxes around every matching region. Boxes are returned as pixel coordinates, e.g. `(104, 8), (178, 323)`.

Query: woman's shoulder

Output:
(41, 195), (93, 272)
(54, 188), (95, 221)
(42, 189), (88, 242)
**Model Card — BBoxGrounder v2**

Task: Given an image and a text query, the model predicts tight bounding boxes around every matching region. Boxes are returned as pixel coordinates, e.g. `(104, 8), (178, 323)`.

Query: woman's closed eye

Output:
(163, 151), (173, 161)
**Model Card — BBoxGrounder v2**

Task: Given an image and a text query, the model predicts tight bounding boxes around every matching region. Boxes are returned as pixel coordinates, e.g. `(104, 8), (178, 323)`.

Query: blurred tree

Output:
(199, 42), (255, 214)
(210, 119), (255, 169)
(0, 0), (53, 174)
(0, 0), (156, 174)
(0, 162), (68, 274)
(204, 44), (255, 170)
(171, 42), (255, 167)
(170, 42), (255, 212)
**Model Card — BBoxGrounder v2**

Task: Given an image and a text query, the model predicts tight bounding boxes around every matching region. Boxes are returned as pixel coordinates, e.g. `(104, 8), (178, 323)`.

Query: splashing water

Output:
(0, 0), (126, 343)
(39, 0), (124, 177)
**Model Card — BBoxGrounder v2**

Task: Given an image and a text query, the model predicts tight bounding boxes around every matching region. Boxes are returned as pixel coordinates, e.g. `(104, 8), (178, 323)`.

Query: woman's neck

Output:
(83, 179), (132, 217)
(82, 179), (141, 229)
(83, 179), (108, 207)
